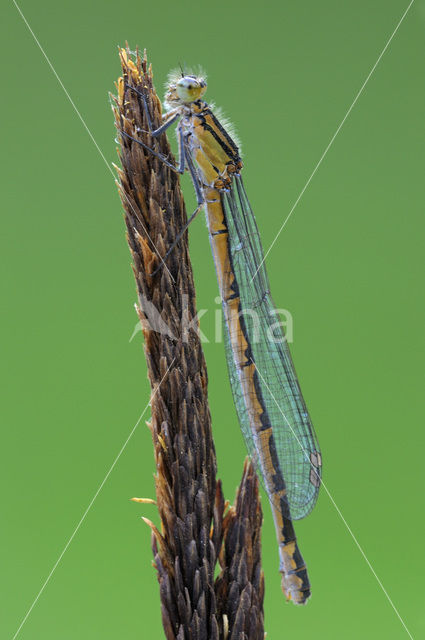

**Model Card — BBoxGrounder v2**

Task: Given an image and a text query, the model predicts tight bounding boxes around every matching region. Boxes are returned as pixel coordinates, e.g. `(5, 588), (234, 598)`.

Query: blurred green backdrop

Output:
(1, 1), (424, 638)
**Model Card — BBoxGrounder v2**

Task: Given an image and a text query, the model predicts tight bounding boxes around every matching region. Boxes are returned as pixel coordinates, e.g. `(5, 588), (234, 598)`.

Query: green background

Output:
(1, 1), (424, 638)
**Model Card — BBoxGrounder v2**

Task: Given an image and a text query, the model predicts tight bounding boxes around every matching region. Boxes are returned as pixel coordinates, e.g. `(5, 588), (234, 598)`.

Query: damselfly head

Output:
(176, 75), (207, 102)
(165, 72), (207, 107)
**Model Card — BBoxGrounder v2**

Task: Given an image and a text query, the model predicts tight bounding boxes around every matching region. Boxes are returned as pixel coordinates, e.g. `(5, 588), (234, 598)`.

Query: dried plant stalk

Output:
(112, 46), (264, 639)
(216, 460), (265, 640)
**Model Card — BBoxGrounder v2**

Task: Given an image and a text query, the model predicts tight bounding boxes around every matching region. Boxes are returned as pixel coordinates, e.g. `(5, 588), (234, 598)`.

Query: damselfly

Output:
(121, 65), (322, 605)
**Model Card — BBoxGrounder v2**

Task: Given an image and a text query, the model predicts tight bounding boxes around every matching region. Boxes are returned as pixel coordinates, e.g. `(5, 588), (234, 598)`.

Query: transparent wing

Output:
(220, 175), (321, 520)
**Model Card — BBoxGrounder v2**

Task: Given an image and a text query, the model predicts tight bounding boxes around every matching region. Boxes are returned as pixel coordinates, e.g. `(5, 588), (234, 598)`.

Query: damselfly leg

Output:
(124, 83), (181, 136)
(120, 84), (206, 274)
(149, 133), (205, 276)
(120, 130), (180, 172)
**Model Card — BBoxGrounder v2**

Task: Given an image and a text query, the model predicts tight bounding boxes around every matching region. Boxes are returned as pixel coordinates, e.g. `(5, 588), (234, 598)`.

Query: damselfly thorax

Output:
(178, 99), (243, 190)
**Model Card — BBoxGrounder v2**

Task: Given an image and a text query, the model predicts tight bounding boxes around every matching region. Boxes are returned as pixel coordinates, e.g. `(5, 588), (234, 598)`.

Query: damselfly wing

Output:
(220, 177), (321, 520)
